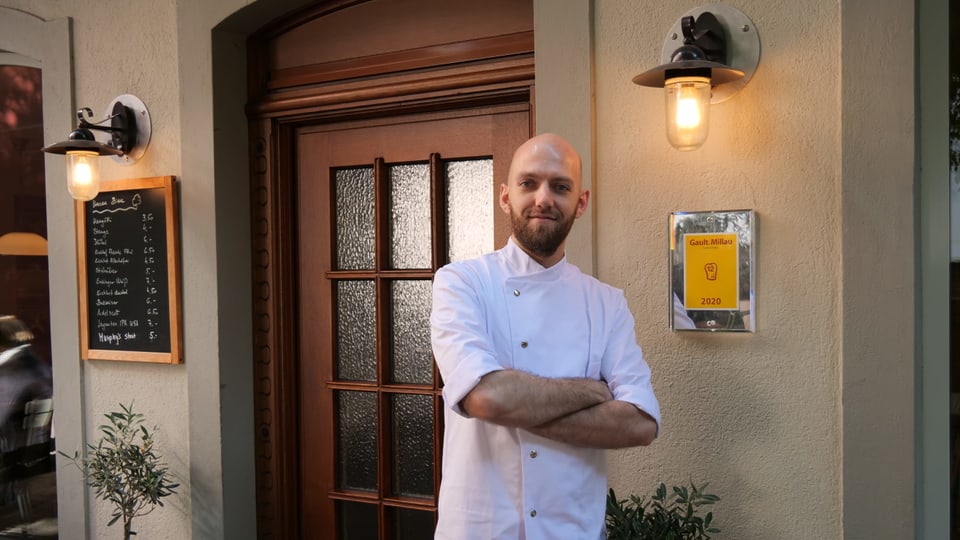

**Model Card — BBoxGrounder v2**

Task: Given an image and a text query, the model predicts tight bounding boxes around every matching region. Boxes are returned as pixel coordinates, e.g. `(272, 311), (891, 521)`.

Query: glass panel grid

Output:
(331, 154), (450, 538)
(389, 506), (435, 539)
(445, 158), (494, 262)
(337, 500), (379, 540)
(336, 280), (377, 381)
(336, 390), (378, 492)
(388, 163), (431, 269)
(389, 393), (434, 498)
(335, 166), (375, 270)
(389, 280), (433, 385)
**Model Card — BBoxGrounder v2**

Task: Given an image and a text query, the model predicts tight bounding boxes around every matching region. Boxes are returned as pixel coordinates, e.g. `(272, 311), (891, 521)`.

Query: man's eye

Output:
(554, 184), (571, 192)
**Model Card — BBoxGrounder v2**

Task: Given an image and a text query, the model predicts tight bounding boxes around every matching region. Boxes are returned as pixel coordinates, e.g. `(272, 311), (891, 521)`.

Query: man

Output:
(430, 133), (661, 539)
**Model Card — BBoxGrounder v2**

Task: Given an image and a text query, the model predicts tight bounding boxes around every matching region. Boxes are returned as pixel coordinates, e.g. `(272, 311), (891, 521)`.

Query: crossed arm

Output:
(461, 369), (658, 449)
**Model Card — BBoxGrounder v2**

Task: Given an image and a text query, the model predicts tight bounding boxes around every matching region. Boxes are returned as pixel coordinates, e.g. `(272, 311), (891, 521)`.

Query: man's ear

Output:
(574, 189), (590, 219)
(499, 184), (511, 215)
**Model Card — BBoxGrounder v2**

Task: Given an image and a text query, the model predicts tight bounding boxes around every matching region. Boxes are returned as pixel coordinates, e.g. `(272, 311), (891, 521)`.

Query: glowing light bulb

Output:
(66, 150), (101, 201)
(73, 161), (93, 185)
(665, 76), (711, 151)
(675, 93), (702, 129)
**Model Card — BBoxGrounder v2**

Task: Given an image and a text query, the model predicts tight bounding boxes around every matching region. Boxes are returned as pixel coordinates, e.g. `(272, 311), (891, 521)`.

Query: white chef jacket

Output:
(431, 238), (661, 540)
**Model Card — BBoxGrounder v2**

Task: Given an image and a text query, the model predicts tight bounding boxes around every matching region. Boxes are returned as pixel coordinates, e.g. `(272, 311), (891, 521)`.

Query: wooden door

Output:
(295, 109), (527, 538)
(247, 2), (534, 536)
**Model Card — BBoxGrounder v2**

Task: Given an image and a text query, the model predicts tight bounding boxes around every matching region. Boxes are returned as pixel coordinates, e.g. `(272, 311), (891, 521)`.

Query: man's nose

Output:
(533, 183), (554, 207)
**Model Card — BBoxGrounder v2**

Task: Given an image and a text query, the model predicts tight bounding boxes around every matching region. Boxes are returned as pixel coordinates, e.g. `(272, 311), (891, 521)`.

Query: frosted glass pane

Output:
(445, 159), (494, 262)
(338, 500), (378, 539)
(391, 507), (435, 538)
(336, 280), (376, 381)
(335, 167), (375, 270)
(388, 163), (431, 269)
(390, 393), (434, 498)
(389, 280), (433, 385)
(337, 390), (378, 492)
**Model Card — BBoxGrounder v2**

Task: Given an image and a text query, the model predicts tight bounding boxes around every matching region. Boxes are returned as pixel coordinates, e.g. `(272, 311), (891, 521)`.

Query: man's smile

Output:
(526, 211), (558, 221)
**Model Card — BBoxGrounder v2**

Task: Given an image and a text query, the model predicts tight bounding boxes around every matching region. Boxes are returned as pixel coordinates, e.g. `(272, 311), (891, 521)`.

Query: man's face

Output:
(500, 136), (589, 262)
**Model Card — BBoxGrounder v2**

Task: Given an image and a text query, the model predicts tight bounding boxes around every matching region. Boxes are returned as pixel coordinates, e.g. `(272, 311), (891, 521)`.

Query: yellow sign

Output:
(683, 233), (739, 310)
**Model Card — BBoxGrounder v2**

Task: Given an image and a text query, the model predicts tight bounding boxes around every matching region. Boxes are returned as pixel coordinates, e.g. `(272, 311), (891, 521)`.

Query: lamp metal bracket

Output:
(106, 94), (151, 164)
(661, 4), (760, 103)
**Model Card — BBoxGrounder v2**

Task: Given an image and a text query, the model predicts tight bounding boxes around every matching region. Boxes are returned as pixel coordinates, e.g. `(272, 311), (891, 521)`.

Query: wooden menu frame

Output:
(76, 176), (182, 363)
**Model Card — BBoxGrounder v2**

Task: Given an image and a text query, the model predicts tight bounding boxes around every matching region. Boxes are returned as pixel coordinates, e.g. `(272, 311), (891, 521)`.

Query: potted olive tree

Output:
(61, 403), (179, 539)
(606, 481), (720, 540)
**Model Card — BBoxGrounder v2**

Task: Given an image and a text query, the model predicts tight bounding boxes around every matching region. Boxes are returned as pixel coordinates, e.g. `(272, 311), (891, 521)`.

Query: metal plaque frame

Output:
(669, 209), (756, 332)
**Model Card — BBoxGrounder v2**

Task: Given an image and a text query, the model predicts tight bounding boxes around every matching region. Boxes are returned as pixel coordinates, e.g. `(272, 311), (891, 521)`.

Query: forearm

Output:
(461, 369), (612, 428)
(526, 400), (658, 448)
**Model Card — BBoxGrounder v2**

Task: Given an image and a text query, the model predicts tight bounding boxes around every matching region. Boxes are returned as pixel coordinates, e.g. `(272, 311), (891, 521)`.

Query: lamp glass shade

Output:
(665, 76), (711, 151)
(66, 150), (101, 201)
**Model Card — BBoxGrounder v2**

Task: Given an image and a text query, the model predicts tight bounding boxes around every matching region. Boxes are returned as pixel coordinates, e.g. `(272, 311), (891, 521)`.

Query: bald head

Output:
(507, 133), (582, 189)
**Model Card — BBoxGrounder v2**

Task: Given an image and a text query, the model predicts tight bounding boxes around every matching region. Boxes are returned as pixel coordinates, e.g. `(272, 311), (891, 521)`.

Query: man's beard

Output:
(510, 207), (576, 259)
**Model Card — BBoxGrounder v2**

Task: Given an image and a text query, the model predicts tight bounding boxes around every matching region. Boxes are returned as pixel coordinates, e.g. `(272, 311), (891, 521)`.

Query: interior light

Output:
(0, 232), (48, 256)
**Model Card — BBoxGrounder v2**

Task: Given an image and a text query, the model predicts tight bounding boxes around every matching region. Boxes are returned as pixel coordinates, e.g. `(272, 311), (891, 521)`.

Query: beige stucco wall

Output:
(585, 1), (915, 538)
(593, 1), (844, 537)
(0, 0), (928, 538)
(0, 1), (192, 538)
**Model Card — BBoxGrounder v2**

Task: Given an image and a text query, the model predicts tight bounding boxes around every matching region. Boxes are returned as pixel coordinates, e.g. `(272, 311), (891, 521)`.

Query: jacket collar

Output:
(501, 237), (567, 279)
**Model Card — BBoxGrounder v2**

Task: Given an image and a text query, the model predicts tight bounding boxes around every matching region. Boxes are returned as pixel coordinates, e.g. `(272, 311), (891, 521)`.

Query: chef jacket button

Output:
(520, 341), (528, 348)
(529, 450), (537, 458)
(513, 289), (520, 296)
(530, 510), (537, 518)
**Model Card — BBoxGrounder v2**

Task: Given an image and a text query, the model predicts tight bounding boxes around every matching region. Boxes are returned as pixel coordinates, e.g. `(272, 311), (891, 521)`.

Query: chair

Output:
(21, 399), (52, 448)
(13, 398), (53, 522)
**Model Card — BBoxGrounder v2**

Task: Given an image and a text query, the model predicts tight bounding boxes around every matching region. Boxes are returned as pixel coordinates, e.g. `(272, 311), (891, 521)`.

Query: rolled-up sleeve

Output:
(601, 293), (662, 435)
(430, 265), (504, 417)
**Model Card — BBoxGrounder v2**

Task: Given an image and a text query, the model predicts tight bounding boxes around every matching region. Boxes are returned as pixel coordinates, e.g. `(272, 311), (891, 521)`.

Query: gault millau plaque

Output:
(669, 210), (755, 332)
(77, 176), (182, 363)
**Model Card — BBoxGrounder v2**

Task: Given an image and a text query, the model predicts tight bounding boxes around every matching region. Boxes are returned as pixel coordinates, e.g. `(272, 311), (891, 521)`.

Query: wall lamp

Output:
(632, 5), (760, 151)
(41, 94), (151, 200)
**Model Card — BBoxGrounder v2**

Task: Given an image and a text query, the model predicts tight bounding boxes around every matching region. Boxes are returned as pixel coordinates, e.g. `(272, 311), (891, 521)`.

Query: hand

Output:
(589, 378), (613, 402)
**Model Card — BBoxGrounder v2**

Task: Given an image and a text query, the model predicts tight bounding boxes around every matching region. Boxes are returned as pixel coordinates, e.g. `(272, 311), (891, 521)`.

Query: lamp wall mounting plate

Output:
(107, 94), (151, 164)
(660, 4), (760, 103)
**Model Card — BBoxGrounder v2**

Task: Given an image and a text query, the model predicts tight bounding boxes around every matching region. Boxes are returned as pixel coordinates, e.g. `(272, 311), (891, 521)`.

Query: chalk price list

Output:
(141, 211), (162, 342)
(87, 190), (170, 352)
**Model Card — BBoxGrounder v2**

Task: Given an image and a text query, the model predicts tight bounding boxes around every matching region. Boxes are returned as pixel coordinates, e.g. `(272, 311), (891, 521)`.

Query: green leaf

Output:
(72, 403), (178, 533)
(607, 481), (721, 539)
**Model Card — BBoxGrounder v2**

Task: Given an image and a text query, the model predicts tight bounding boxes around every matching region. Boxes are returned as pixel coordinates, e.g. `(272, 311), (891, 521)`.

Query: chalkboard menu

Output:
(76, 176), (182, 363)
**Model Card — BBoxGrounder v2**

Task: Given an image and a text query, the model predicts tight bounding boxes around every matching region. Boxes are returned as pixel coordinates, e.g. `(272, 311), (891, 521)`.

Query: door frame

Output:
(917, 0), (951, 536)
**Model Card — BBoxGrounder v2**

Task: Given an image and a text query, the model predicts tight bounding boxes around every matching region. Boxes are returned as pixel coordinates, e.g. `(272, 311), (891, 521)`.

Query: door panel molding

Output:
(266, 31), (533, 91)
(251, 56), (533, 119)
